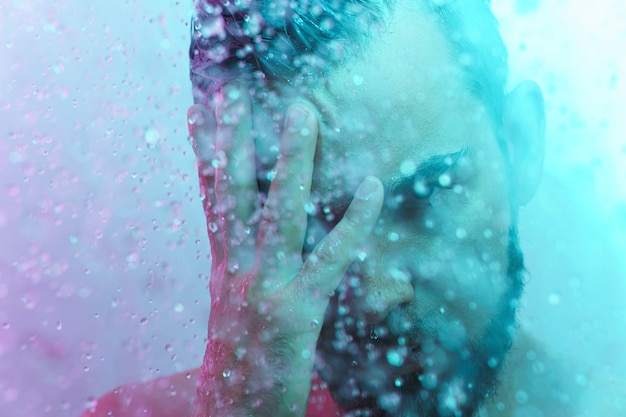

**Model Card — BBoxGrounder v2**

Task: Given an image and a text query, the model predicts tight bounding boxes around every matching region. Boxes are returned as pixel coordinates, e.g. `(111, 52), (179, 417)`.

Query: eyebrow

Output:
(323, 146), (473, 217)
(387, 146), (473, 196)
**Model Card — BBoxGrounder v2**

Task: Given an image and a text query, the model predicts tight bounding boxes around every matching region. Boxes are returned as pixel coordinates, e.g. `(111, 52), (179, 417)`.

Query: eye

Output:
(413, 177), (439, 199)
(387, 176), (452, 218)
(386, 185), (433, 216)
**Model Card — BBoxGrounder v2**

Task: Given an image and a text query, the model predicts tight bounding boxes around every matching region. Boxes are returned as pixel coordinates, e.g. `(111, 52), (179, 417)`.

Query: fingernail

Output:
(188, 107), (205, 127)
(286, 105), (309, 132)
(356, 176), (379, 200)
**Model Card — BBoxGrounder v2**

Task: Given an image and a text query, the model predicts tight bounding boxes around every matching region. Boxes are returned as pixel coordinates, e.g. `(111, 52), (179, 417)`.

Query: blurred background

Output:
(0, 0), (624, 416)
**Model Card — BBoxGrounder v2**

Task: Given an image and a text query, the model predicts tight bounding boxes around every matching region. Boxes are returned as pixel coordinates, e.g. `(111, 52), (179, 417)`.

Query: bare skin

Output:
(82, 4), (626, 416)
(191, 85), (388, 417)
(78, 334), (584, 417)
(82, 96), (624, 417)
(79, 94), (561, 417)
(83, 89), (383, 417)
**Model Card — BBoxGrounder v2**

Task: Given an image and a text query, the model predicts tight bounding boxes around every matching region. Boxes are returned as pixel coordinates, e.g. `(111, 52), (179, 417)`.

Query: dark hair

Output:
(189, 0), (508, 124)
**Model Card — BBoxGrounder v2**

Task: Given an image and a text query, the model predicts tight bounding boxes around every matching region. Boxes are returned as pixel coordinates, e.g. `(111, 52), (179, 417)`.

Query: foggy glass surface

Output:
(0, 1), (625, 416)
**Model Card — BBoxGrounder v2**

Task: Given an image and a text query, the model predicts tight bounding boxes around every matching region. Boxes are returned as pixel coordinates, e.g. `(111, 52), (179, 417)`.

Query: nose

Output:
(354, 260), (415, 324)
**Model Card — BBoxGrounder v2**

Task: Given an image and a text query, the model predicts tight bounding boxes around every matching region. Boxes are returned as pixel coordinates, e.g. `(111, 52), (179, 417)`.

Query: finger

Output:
(188, 103), (230, 268)
(188, 104), (217, 172)
(299, 176), (384, 296)
(214, 84), (258, 263)
(188, 104), (218, 217)
(259, 103), (318, 272)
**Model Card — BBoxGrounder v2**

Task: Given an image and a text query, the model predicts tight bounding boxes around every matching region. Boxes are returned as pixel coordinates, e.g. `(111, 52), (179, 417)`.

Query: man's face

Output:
(299, 5), (522, 416)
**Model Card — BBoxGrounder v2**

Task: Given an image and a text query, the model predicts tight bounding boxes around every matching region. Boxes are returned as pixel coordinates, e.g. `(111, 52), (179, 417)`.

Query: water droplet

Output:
(139, 318), (148, 326)
(165, 344), (173, 352)
(55, 321), (62, 330)
(548, 293), (560, 305)
(235, 347), (247, 359)
(370, 327), (379, 340)
(488, 357), (499, 368)
(310, 319), (319, 328)
(386, 348), (406, 367)
(378, 392), (401, 411)
(211, 151), (227, 168)
(126, 252), (140, 266)
(352, 75), (364, 86)
(226, 87), (240, 101)
(394, 377), (404, 387)
(400, 159), (417, 176)
(419, 372), (438, 390)
(515, 390), (528, 404)
(209, 222), (218, 233)
(84, 397), (98, 411)
(438, 173), (451, 187)
(389, 267), (410, 283)
(144, 127), (160, 145)
(413, 179), (431, 197)
(222, 369), (231, 378)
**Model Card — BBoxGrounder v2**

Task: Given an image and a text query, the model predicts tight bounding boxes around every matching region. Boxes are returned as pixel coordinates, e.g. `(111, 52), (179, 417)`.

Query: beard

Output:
(314, 227), (525, 417)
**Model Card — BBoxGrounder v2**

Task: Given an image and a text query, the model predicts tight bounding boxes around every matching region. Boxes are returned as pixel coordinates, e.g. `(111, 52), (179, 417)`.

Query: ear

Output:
(502, 80), (546, 207)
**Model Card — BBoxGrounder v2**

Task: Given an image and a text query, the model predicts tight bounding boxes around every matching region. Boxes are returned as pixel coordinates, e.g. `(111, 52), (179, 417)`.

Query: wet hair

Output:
(189, 0), (509, 124)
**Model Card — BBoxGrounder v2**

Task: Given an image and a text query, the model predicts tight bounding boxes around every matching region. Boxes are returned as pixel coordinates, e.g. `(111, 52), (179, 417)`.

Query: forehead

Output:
(309, 5), (499, 197)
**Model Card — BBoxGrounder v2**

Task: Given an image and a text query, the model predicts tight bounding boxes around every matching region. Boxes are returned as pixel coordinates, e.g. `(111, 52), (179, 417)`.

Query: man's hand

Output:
(187, 84), (384, 417)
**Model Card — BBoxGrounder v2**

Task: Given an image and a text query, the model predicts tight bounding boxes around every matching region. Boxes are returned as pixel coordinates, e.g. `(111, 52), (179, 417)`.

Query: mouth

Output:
(352, 336), (425, 380)
(381, 342), (423, 376)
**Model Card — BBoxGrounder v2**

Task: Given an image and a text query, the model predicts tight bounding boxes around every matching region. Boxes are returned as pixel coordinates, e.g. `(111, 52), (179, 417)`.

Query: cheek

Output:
(373, 193), (512, 333)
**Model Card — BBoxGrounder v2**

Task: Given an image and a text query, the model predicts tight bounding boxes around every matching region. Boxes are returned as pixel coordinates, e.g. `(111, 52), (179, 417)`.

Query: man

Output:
(83, 1), (579, 416)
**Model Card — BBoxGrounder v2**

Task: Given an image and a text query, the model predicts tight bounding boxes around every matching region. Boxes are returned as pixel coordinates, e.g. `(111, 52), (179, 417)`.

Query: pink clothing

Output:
(306, 373), (342, 417)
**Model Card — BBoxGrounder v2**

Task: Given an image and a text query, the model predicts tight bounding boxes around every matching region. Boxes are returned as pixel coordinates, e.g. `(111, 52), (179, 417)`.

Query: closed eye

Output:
(386, 180), (449, 218)
(384, 147), (471, 217)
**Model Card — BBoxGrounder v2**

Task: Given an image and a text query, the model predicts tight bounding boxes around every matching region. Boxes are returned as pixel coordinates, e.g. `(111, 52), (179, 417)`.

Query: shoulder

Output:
(575, 369), (626, 416)
(480, 330), (626, 416)
(479, 330), (581, 416)
(81, 368), (200, 417)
